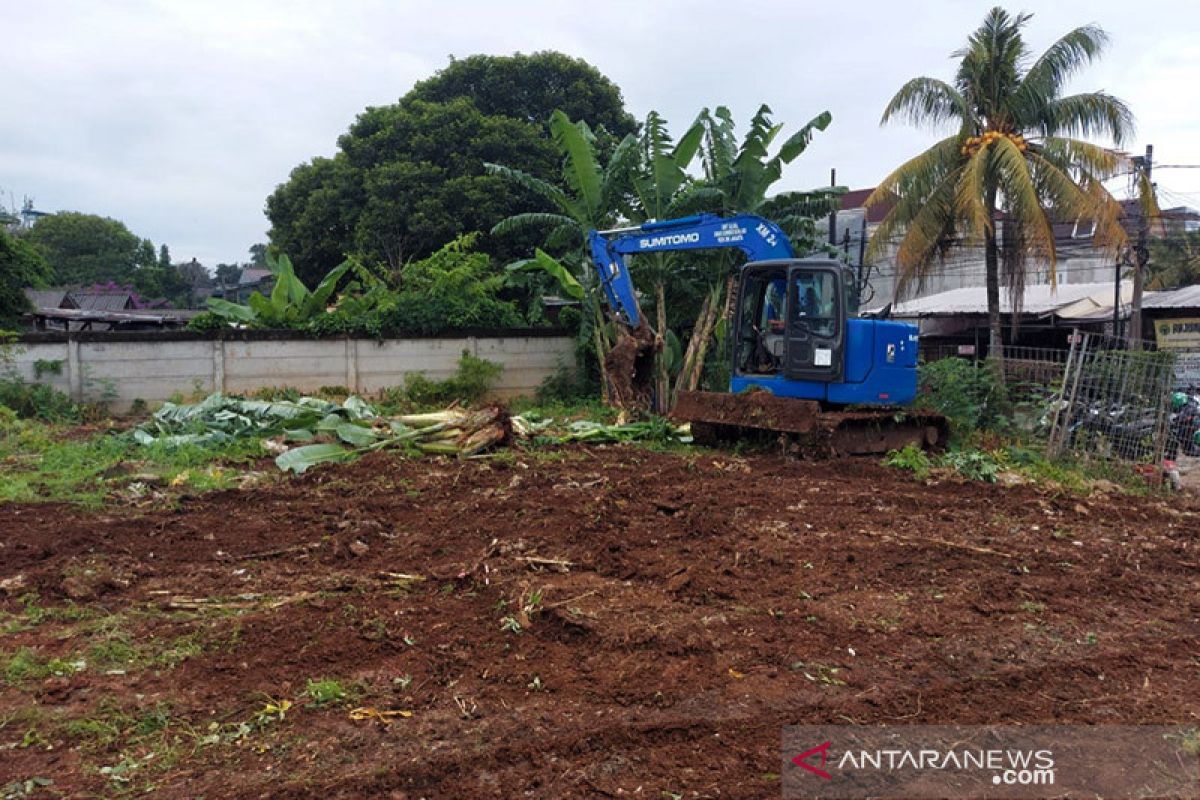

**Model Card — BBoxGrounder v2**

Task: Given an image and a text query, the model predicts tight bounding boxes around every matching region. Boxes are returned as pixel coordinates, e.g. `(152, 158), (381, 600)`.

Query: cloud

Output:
(2, 0), (1197, 266)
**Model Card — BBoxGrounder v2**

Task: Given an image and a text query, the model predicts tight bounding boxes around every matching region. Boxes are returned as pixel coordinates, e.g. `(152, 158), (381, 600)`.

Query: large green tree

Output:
(0, 230), (52, 326)
(26, 212), (143, 285)
(22, 212), (187, 304)
(867, 8), (1133, 371)
(406, 51), (635, 134)
(266, 52), (635, 286)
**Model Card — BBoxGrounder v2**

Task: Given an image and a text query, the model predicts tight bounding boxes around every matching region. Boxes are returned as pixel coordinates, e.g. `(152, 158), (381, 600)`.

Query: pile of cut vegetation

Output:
(133, 394), (689, 473)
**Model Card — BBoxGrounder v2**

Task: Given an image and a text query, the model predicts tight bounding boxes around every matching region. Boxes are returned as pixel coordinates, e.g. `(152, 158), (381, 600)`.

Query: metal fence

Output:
(1046, 332), (1178, 464)
(922, 334), (1196, 464)
(1175, 351), (1200, 393)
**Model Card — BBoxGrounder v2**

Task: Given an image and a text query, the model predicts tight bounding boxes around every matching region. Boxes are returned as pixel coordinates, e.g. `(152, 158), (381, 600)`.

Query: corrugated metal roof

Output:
(1056, 282), (1136, 320)
(70, 291), (135, 311)
(239, 267), (273, 285)
(1142, 284), (1200, 310)
(885, 281), (1137, 317)
(23, 289), (73, 309)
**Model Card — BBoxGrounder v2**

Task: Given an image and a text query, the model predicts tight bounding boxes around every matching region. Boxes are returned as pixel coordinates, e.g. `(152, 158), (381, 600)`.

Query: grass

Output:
(1, 648), (84, 684)
(881, 436), (1172, 495)
(0, 417), (267, 507)
(2, 594), (99, 634)
(508, 396), (620, 423)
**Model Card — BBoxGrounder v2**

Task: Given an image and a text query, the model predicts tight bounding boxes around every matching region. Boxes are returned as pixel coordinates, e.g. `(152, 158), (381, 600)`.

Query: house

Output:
(1143, 285), (1200, 351)
(837, 189), (1199, 308)
(23, 289), (77, 312)
(223, 267), (275, 303)
(882, 280), (1144, 357)
(70, 289), (140, 313)
(22, 285), (192, 332)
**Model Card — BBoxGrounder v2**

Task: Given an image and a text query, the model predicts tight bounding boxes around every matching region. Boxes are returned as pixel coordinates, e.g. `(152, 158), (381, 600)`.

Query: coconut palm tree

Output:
(867, 7), (1135, 373)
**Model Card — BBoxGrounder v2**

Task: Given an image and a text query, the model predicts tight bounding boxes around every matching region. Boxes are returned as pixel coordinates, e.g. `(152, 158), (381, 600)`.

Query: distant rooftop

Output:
(71, 291), (136, 312)
(239, 267), (273, 285)
(1141, 284), (1200, 310)
(24, 289), (75, 310)
(884, 281), (1142, 318)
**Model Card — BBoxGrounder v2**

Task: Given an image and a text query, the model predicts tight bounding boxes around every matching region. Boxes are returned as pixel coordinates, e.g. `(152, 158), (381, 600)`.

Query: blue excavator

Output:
(588, 213), (947, 455)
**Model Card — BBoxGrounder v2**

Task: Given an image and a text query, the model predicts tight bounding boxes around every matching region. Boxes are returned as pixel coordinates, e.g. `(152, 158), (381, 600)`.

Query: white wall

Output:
(6, 333), (576, 410)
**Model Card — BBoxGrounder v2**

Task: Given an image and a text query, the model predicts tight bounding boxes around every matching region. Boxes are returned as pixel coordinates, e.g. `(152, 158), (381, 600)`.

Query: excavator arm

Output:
(588, 213), (794, 328)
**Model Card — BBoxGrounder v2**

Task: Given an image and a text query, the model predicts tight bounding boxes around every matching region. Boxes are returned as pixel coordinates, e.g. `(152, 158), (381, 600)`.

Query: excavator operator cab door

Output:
(784, 262), (844, 383)
(733, 260), (846, 383)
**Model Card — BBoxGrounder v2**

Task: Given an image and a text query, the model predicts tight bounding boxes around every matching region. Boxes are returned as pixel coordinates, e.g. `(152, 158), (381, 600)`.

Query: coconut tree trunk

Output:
(984, 187), (1005, 383)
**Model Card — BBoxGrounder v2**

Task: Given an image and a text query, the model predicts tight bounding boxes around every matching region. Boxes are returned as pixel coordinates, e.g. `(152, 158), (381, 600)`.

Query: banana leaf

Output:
(335, 422), (380, 447)
(275, 443), (353, 474)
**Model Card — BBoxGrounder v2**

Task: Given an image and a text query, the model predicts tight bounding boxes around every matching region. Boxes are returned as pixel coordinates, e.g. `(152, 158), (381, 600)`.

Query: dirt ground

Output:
(1, 445), (1199, 798)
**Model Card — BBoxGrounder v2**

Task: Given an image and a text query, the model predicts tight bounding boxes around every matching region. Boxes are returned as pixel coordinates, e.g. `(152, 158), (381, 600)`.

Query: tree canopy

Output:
(20, 212), (197, 306)
(406, 51), (635, 134)
(265, 52), (636, 286)
(0, 230), (52, 327)
(25, 212), (142, 286)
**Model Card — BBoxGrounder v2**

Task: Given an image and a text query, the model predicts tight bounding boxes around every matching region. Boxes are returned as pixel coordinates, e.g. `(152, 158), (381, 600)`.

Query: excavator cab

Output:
(735, 259), (850, 384)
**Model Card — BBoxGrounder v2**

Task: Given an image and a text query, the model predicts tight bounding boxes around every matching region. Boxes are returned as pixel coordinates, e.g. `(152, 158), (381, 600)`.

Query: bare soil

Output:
(1, 446), (1198, 798)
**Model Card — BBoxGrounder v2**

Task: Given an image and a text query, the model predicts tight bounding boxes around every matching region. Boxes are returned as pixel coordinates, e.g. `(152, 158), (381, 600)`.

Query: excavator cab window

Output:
(791, 272), (837, 338)
(735, 268), (789, 375)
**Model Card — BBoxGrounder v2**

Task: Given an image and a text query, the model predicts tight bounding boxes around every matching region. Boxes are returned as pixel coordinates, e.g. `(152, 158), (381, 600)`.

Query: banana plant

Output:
(205, 252), (355, 328)
(668, 105), (842, 399)
(624, 110), (708, 411)
(487, 110), (640, 401)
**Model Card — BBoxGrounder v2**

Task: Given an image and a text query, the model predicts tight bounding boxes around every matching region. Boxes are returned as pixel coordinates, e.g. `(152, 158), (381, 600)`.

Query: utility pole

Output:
(828, 168), (837, 246)
(1129, 144), (1152, 349)
(1112, 254), (1123, 340)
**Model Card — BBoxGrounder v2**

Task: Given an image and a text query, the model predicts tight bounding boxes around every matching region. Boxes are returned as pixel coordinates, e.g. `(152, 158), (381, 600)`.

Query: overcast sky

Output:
(3, 0), (1198, 268)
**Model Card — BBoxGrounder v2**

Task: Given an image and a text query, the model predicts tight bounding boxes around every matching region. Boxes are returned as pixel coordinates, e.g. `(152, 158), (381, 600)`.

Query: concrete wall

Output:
(6, 331), (575, 410)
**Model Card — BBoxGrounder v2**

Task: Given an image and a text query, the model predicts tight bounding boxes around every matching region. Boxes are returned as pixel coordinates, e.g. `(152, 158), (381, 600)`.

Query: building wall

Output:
(6, 331), (576, 410)
(852, 215), (1120, 308)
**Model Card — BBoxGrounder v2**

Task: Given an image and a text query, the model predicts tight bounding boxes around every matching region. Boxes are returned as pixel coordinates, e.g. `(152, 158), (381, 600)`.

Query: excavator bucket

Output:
(673, 390), (948, 457)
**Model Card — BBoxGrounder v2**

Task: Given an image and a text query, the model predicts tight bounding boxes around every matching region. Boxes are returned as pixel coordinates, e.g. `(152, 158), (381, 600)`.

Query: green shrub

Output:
(556, 306), (582, 332)
(0, 378), (80, 423)
(401, 352), (503, 407)
(304, 678), (348, 707)
(377, 351), (505, 410)
(0, 404), (18, 432)
(918, 357), (1007, 433)
(186, 311), (227, 332)
(535, 363), (593, 404)
(304, 237), (528, 338)
(882, 442), (931, 479)
(939, 449), (1000, 483)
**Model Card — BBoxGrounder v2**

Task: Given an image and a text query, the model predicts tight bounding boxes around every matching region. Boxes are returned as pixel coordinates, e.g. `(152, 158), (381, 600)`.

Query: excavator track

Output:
(673, 390), (948, 457)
